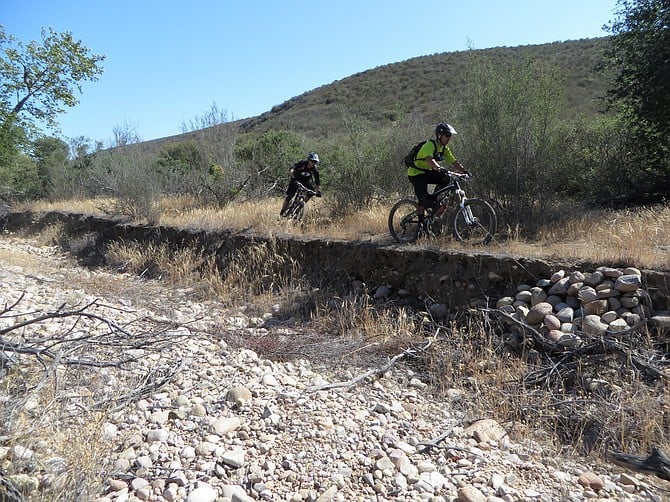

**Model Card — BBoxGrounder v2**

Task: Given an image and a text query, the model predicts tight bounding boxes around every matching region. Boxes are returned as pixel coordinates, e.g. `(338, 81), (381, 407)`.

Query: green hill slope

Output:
(137, 37), (610, 150)
(234, 37), (610, 139)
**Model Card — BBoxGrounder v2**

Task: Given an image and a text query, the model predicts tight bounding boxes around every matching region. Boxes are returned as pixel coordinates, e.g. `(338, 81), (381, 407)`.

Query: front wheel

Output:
(453, 198), (497, 244)
(389, 199), (422, 243)
(286, 200), (305, 220)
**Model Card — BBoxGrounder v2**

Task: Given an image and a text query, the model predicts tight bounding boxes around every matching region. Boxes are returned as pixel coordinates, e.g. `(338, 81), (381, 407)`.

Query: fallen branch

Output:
(87, 358), (186, 413)
(607, 446), (670, 481)
(305, 352), (406, 392)
(487, 308), (668, 386)
(305, 340), (433, 393)
(416, 429), (453, 453)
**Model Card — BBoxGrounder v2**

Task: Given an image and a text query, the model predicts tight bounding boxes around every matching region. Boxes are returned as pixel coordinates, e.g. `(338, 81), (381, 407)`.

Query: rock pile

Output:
(496, 266), (669, 346)
(0, 236), (668, 501)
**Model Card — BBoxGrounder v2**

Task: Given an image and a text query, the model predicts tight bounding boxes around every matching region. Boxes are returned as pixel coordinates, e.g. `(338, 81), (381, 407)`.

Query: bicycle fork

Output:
(455, 189), (477, 225)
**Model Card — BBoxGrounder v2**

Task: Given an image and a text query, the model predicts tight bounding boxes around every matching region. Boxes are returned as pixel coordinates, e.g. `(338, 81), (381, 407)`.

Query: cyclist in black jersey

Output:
(280, 152), (321, 216)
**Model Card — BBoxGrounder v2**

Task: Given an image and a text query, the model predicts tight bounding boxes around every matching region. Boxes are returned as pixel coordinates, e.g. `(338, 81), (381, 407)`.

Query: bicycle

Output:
(388, 171), (497, 244)
(281, 181), (320, 221)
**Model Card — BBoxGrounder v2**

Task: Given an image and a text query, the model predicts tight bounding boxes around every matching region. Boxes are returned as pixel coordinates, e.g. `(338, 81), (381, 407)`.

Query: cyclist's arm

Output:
(426, 156), (442, 170)
(450, 160), (469, 175)
(420, 142), (442, 171)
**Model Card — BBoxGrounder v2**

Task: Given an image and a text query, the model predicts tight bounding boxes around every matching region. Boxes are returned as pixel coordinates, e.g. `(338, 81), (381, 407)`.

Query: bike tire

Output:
(389, 199), (422, 243)
(453, 198), (497, 244)
(287, 201), (305, 220)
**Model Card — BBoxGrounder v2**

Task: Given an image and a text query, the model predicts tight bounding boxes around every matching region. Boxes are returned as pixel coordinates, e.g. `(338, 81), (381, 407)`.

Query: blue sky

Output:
(4, 0), (618, 145)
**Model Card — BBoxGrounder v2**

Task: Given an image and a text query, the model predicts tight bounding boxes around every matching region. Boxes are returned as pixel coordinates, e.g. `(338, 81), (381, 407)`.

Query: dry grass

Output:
(420, 311), (670, 457)
(1, 347), (124, 500)
(512, 204), (670, 270)
(19, 197), (670, 270)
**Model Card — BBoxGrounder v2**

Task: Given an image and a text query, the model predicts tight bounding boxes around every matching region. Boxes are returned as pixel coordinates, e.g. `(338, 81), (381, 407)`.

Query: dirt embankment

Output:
(2, 210), (669, 311)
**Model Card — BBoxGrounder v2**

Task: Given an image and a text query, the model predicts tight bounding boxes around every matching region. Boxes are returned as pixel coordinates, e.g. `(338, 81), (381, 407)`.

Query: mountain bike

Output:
(388, 171), (497, 244)
(281, 182), (320, 221)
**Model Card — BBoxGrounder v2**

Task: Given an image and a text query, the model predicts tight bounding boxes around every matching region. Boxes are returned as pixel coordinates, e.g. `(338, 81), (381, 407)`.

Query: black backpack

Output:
(403, 139), (436, 168)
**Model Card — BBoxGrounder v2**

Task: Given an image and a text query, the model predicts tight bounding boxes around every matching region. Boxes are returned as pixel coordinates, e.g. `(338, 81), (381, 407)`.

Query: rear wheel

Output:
(453, 198), (497, 244)
(389, 199), (422, 243)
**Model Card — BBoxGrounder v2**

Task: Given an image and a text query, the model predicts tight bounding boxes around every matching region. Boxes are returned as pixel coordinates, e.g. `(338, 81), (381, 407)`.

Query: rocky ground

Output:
(1, 234), (669, 502)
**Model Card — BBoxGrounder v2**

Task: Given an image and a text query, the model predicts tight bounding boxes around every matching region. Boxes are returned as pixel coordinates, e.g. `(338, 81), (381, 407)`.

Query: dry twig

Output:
(305, 339), (433, 393)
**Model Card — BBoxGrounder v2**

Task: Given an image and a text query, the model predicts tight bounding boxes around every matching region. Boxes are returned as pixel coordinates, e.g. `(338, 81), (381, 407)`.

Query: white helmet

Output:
(435, 123), (457, 137)
(307, 152), (320, 162)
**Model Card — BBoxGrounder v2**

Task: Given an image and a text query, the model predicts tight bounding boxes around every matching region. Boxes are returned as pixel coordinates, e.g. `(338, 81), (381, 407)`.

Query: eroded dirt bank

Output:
(2, 210), (669, 312)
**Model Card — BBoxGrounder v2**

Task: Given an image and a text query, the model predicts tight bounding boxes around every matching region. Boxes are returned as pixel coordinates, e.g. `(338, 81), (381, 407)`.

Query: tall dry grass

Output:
(20, 197), (670, 270)
(0, 337), (128, 500)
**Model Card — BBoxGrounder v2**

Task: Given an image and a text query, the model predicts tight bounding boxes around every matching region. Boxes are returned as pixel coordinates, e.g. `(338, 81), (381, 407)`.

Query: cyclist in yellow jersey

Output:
(407, 123), (469, 226)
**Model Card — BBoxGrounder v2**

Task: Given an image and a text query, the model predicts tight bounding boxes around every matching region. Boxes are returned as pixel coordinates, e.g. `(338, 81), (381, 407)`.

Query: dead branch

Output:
(607, 446), (670, 481)
(87, 359), (186, 413)
(305, 352), (407, 392)
(0, 296), (192, 376)
(486, 308), (558, 352)
(486, 308), (669, 386)
(305, 340), (433, 393)
(1, 291), (27, 316)
(416, 428), (453, 453)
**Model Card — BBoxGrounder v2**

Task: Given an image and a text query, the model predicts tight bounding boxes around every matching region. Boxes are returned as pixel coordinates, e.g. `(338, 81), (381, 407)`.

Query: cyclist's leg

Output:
(409, 174), (430, 215)
(281, 180), (298, 215)
(427, 170), (450, 205)
(409, 174), (431, 232)
(430, 169), (450, 189)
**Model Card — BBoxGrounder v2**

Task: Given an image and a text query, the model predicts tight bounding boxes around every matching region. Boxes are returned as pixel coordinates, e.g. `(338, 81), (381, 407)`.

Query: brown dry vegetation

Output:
(22, 196), (670, 271)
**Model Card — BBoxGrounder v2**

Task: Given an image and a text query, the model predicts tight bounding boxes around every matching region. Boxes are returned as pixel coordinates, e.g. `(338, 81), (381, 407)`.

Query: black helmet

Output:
(435, 123), (457, 137)
(307, 152), (320, 162)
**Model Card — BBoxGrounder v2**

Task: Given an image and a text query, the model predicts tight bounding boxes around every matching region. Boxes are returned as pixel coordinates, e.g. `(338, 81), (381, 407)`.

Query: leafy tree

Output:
(0, 152), (40, 199)
(31, 135), (68, 197)
(234, 129), (306, 190)
(0, 25), (105, 156)
(460, 54), (566, 228)
(606, 0), (670, 201)
(156, 141), (207, 176)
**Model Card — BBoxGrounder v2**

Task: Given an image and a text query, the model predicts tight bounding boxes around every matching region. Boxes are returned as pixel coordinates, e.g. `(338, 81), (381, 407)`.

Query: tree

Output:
(31, 135), (69, 197)
(605, 0), (670, 201)
(112, 119), (141, 147)
(460, 53), (566, 228)
(0, 26), (105, 155)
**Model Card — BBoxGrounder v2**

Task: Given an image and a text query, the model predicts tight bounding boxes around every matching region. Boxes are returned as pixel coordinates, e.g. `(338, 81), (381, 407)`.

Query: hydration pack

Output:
(403, 139), (436, 168)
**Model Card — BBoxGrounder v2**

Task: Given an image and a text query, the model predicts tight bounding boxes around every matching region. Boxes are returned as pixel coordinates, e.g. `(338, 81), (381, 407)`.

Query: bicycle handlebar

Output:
(294, 181), (320, 196)
(438, 168), (471, 180)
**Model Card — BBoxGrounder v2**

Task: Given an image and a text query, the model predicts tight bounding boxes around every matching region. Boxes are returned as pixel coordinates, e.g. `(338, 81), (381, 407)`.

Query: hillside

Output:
(237, 38), (610, 139)
(142, 37), (611, 147)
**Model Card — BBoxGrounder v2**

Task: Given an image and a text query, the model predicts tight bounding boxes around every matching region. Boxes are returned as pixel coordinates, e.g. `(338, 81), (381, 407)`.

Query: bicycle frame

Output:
(284, 182), (318, 220)
(430, 175), (480, 225)
(293, 182), (317, 202)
